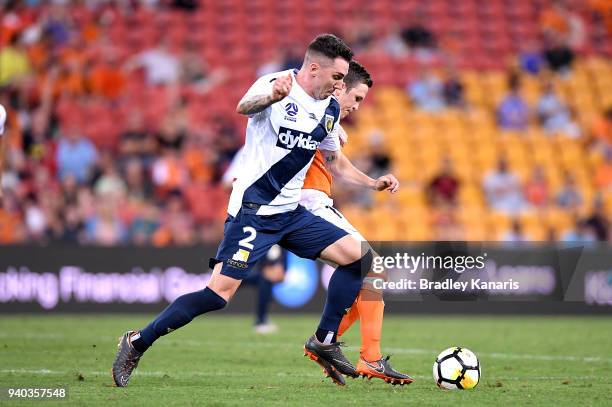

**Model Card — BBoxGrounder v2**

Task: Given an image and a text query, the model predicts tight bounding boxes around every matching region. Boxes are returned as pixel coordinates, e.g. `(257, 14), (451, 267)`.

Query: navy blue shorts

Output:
(213, 204), (348, 280)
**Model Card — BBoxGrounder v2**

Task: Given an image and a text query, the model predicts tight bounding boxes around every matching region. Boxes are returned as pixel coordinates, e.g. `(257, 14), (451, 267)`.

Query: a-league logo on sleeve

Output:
(324, 114), (334, 133)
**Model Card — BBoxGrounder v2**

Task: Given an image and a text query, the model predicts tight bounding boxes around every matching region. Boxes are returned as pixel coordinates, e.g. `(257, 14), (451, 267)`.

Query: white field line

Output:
(376, 347), (612, 364)
(1, 332), (611, 364)
(0, 369), (609, 382)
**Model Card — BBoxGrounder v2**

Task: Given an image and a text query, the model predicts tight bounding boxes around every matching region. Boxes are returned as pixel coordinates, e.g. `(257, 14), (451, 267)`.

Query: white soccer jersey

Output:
(228, 69), (341, 216)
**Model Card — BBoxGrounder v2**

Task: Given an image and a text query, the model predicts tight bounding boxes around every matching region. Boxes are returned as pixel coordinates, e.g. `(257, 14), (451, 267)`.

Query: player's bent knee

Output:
(320, 235), (363, 266)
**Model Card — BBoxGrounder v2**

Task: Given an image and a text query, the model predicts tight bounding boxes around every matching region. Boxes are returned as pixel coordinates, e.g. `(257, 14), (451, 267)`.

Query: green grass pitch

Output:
(0, 315), (611, 406)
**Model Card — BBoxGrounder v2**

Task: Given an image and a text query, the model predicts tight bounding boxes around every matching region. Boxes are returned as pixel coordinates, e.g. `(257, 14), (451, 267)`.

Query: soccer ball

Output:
(433, 347), (480, 390)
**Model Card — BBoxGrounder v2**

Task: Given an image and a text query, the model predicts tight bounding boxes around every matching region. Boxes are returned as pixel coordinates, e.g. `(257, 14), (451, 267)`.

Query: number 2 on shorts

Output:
(238, 226), (257, 250)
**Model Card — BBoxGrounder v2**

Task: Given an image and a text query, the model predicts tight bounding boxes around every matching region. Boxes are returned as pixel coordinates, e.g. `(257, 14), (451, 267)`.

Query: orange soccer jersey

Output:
(302, 150), (333, 197)
(303, 148), (386, 363)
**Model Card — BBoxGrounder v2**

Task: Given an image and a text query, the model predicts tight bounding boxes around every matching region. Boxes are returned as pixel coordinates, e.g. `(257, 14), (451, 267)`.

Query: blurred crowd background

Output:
(0, 0), (611, 246)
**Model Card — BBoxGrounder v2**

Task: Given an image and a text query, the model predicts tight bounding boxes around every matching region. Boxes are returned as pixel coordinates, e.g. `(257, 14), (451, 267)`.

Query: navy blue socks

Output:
(256, 276), (273, 325)
(316, 251), (373, 344)
(132, 287), (227, 353)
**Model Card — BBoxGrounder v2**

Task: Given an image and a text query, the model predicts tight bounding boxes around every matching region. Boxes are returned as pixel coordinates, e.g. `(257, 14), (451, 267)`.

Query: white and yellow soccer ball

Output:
(433, 347), (480, 390)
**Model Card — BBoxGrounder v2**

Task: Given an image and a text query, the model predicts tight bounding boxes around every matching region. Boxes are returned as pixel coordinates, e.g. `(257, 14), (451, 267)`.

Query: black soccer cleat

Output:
(304, 352), (346, 386)
(304, 335), (359, 379)
(357, 355), (414, 386)
(112, 331), (143, 387)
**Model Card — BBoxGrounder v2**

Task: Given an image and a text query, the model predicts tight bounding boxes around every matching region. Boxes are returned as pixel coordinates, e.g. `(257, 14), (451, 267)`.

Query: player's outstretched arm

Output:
(321, 149), (399, 193)
(236, 74), (292, 116)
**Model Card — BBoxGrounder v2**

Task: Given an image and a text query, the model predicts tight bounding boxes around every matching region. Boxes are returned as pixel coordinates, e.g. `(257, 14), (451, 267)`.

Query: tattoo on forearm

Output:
(237, 94), (274, 115)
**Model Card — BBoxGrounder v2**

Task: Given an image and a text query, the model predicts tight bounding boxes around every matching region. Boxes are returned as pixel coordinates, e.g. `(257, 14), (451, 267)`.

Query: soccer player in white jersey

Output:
(112, 34), (398, 387)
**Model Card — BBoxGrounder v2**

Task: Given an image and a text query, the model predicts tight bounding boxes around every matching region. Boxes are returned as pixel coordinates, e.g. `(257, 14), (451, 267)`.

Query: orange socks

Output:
(338, 295), (360, 337)
(356, 288), (383, 361)
(337, 288), (384, 362)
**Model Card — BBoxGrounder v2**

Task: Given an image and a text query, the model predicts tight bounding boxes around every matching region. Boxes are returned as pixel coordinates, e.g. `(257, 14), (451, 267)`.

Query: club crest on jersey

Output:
(277, 127), (320, 150)
(324, 114), (335, 133)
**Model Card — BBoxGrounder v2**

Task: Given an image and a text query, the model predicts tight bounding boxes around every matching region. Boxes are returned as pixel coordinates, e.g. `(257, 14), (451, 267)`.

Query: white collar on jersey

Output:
(290, 69), (330, 104)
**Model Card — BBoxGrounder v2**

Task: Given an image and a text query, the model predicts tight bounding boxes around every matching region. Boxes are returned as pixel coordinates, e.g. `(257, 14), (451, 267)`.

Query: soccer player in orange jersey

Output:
(301, 61), (413, 386)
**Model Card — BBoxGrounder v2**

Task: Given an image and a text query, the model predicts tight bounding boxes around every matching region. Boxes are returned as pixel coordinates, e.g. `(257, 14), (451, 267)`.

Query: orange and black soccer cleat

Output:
(304, 335), (359, 385)
(357, 356), (414, 386)
(303, 349), (346, 386)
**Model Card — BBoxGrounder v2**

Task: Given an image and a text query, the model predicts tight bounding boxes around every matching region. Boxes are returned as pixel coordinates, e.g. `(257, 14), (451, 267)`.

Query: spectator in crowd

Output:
(0, 33), (31, 86)
(519, 40), (546, 76)
(84, 199), (127, 246)
(171, 0), (199, 11)
(497, 73), (529, 131)
(442, 68), (466, 108)
(209, 116), (242, 180)
(380, 25), (409, 58)
(126, 38), (180, 86)
(427, 157), (459, 207)
(129, 203), (160, 246)
(60, 204), (85, 243)
(541, 26), (576, 74)
(365, 130), (392, 180)
(556, 172), (583, 210)
(93, 150), (127, 201)
(183, 130), (215, 184)
(340, 11), (376, 54)
(22, 105), (54, 162)
(280, 46), (303, 71)
(540, 0), (586, 51)
(536, 81), (580, 136)
(118, 111), (157, 167)
(256, 49), (285, 77)
(55, 122), (99, 184)
(502, 219), (531, 242)
(61, 174), (79, 206)
(0, 191), (26, 244)
(407, 68), (445, 112)
(151, 146), (189, 196)
(88, 46), (126, 99)
(180, 42), (227, 94)
(123, 158), (154, 201)
(524, 165), (549, 208)
(562, 218), (597, 243)
(483, 157), (526, 215)
(589, 0), (612, 37)
(400, 11), (437, 61)
(23, 194), (47, 241)
(539, 0), (586, 74)
(152, 190), (196, 246)
(155, 112), (187, 152)
(43, 3), (73, 48)
(585, 196), (610, 241)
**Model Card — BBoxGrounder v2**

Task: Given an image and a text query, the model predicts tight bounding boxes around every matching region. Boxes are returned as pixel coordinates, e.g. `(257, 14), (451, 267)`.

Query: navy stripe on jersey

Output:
(243, 98), (340, 205)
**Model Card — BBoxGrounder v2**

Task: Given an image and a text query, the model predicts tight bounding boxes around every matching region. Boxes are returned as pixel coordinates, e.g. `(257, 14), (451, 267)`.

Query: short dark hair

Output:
(306, 34), (353, 63)
(344, 60), (373, 90)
